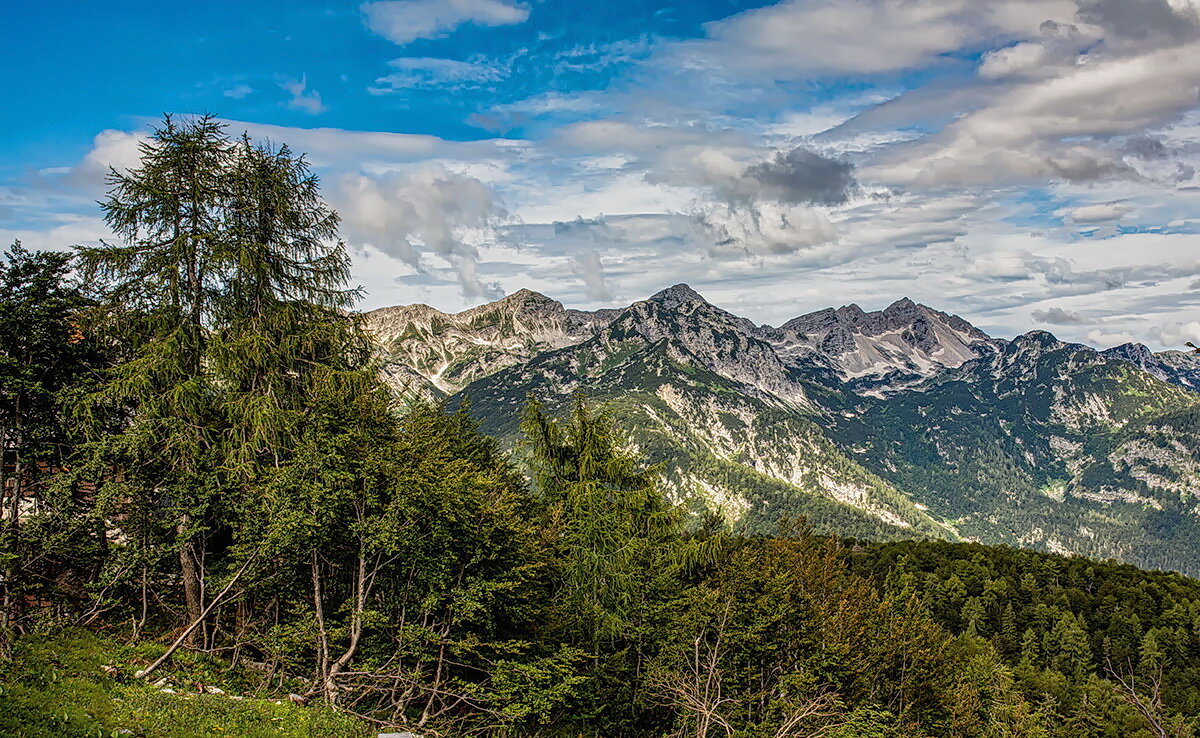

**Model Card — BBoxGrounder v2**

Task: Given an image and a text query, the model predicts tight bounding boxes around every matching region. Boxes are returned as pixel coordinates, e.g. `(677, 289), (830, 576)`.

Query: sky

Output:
(3, 0), (1200, 349)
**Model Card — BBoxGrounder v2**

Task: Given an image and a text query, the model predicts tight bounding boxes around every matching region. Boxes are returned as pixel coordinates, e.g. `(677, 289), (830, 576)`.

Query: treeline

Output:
(851, 540), (1200, 735)
(1, 114), (1198, 736)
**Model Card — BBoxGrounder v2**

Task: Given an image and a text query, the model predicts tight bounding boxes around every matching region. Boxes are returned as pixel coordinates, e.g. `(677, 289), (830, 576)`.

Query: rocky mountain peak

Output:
(883, 296), (919, 317)
(834, 303), (867, 324)
(772, 298), (992, 386)
(648, 283), (707, 311)
(461, 287), (560, 318)
(1012, 330), (1062, 350)
(1102, 342), (1157, 365)
(1103, 342), (1200, 391)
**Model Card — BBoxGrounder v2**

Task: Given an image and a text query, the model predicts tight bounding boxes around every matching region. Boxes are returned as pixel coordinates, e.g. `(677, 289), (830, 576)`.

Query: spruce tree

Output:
(521, 394), (679, 645)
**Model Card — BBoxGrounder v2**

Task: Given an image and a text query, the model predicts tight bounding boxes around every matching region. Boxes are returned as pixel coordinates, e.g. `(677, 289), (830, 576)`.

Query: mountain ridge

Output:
(364, 284), (1200, 574)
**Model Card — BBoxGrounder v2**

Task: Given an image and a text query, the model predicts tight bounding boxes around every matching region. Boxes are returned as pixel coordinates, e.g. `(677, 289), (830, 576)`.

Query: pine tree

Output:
(211, 134), (362, 479)
(76, 114), (232, 636)
(1021, 627), (1041, 668)
(0, 243), (101, 651)
(998, 602), (1019, 656)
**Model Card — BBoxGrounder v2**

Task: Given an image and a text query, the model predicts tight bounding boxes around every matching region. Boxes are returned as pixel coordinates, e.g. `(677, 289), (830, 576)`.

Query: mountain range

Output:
(365, 285), (1200, 575)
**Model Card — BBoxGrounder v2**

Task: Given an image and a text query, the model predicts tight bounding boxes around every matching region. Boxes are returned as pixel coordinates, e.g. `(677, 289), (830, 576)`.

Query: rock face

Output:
(364, 288), (619, 400)
(368, 284), (1200, 575)
(765, 298), (993, 394)
(1102, 342), (1200, 392)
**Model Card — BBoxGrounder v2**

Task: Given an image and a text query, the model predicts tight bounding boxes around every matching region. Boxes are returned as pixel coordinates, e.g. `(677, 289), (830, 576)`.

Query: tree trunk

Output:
(137, 552), (257, 679)
(178, 515), (204, 644)
(325, 544), (369, 703)
(311, 548), (331, 697)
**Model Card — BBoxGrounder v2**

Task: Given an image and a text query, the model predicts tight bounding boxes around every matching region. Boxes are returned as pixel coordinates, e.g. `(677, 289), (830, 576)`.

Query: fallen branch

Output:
(136, 552), (259, 679)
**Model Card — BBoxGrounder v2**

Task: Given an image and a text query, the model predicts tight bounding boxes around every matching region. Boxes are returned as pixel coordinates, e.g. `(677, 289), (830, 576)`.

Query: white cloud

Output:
(280, 75), (327, 115)
(223, 84), (253, 99)
(1150, 320), (1200, 347)
(663, 0), (1078, 76)
(0, 214), (110, 254)
(223, 120), (521, 168)
(569, 250), (613, 301)
(335, 167), (506, 299)
(1032, 306), (1088, 324)
(79, 129), (146, 178)
(979, 42), (1058, 79)
(361, 0), (529, 45)
(369, 57), (505, 94)
(870, 41), (1200, 187)
(1087, 328), (1140, 347)
(1063, 202), (1134, 222)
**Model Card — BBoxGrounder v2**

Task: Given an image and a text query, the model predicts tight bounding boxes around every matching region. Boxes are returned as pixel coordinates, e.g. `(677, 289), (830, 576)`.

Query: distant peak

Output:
(1102, 342), (1155, 363)
(884, 297), (921, 314)
(455, 287), (561, 321)
(484, 288), (559, 311)
(649, 283), (707, 310)
(1014, 330), (1061, 348)
(834, 303), (866, 322)
(504, 287), (552, 302)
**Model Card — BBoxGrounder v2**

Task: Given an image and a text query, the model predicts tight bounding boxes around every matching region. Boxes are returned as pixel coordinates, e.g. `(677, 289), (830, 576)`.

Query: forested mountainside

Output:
(367, 285), (1200, 575)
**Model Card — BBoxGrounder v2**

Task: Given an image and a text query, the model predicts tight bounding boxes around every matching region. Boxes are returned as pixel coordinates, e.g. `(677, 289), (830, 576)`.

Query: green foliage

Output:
(0, 630), (369, 737)
(0, 242), (107, 652)
(522, 394), (680, 645)
(851, 539), (1200, 735)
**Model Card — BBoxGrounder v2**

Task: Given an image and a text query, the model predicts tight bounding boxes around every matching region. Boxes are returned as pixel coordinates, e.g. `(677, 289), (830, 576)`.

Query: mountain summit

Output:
(770, 298), (990, 389)
(648, 283), (708, 310)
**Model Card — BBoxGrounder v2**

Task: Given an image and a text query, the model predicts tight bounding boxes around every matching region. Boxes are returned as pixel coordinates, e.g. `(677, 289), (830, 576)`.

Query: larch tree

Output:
(76, 114), (232, 639)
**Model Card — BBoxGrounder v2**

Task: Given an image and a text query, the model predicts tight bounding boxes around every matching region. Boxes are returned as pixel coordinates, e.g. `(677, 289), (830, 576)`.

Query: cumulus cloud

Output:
(741, 148), (857, 205)
(336, 167), (506, 299)
(1076, 0), (1200, 44)
(1150, 320), (1200, 346)
(978, 23), (1089, 80)
(1087, 328), (1140, 346)
(697, 201), (838, 256)
(1123, 134), (1170, 159)
(871, 41), (1200, 187)
(685, 147), (855, 253)
(79, 129), (146, 178)
(545, 218), (618, 300)
(1032, 306), (1089, 324)
(280, 75), (326, 115)
(663, 0), (1078, 76)
(361, 0), (529, 45)
(1064, 202), (1134, 222)
(979, 42), (1057, 79)
(568, 250), (613, 301)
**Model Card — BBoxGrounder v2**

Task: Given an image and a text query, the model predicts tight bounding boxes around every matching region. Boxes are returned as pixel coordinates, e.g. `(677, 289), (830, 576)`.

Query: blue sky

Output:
(4, 0), (1200, 348)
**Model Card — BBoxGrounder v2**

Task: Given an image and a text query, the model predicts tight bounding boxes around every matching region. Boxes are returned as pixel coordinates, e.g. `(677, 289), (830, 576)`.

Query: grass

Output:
(0, 630), (372, 737)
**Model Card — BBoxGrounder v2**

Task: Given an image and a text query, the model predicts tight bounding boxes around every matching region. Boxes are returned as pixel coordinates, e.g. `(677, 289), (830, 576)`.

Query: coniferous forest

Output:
(4, 115), (1200, 737)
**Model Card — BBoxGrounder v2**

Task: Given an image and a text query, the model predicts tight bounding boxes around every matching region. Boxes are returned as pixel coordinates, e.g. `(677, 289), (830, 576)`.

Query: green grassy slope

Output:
(0, 631), (370, 738)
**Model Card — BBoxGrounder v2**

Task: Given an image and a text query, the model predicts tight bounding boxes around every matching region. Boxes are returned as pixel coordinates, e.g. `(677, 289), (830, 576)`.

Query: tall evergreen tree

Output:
(0, 243), (101, 650)
(211, 134), (361, 477)
(521, 394), (679, 644)
(76, 114), (232, 635)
